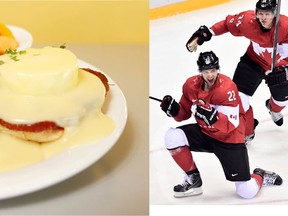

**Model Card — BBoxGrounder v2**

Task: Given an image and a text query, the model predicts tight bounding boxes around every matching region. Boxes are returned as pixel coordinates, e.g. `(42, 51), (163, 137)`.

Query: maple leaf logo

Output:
(260, 49), (286, 66)
(230, 114), (237, 120)
(259, 49), (288, 65)
(277, 55), (288, 65)
(260, 49), (273, 65)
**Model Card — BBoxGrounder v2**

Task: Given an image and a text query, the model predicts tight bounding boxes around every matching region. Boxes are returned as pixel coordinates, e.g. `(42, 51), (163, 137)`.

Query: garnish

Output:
(19, 50), (26, 55)
(4, 49), (26, 62)
(59, 43), (66, 49)
(0, 60), (4, 65)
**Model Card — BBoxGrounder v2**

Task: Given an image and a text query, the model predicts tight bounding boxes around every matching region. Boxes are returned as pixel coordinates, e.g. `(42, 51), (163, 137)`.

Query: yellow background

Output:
(150, 0), (230, 19)
(0, 0), (148, 44)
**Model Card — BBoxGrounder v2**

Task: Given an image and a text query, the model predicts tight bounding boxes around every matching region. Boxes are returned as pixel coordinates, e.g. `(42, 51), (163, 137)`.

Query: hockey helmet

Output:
(256, 0), (277, 12)
(197, 51), (219, 71)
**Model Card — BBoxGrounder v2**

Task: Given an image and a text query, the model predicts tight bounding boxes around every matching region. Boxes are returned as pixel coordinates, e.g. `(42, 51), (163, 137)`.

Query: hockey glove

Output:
(160, 95), (180, 117)
(186, 25), (212, 52)
(195, 99), (218, 126)
(265, 66), (288, 87)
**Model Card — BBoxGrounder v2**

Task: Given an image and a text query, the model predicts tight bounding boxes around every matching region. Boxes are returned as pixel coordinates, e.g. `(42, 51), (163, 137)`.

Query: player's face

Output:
(256, 10), (275, 29)
(201, 68), (218, 89)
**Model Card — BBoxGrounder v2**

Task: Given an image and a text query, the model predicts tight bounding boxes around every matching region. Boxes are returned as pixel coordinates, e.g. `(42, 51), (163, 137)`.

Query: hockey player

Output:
(160, 51), (282, 198)
(186, 0), (288, 144)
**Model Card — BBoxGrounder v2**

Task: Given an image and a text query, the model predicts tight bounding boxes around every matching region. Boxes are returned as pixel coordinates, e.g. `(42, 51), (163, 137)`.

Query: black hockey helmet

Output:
(197, 51), (219, 71)
(256, 0), (277, 13)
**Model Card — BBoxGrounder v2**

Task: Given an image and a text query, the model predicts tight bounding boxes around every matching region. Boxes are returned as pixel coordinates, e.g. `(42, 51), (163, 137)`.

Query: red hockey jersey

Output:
(174, 74), (245, 144)
(210, 10), (288, 71)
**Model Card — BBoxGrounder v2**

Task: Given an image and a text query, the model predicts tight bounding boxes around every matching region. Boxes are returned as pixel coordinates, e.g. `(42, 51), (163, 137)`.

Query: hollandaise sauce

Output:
(0, 47), (115, 173)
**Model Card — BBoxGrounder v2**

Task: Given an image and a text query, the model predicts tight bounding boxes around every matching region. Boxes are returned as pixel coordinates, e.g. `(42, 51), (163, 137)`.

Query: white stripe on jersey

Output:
(215, 104), (240, 128)
(191, 103), (240, 128)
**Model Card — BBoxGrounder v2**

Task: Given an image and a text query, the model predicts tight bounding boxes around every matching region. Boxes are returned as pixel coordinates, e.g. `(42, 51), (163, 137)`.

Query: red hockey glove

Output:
(265, 66), (288, 87)
(195, 99), (218, 126)
(160, 95), (180, 117)
(186, 25), (212, 52)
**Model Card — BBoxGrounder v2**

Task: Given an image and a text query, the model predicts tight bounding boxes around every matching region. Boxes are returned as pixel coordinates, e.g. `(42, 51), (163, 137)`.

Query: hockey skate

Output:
(174, 172), (203, 198)
(266, 99), (283, 126)
(245, 119), (259, 145)
(253, 168), (283, 186)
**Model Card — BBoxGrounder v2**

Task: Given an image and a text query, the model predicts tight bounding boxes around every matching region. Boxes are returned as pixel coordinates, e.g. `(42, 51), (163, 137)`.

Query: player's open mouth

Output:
(207, 78), (215, 84)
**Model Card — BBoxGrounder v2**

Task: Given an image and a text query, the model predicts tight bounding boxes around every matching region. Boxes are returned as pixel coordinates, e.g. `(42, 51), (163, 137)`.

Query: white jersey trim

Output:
(191, 103), (240, 128)
(215, 104), (240, 128)
(251, 41), (288, 61)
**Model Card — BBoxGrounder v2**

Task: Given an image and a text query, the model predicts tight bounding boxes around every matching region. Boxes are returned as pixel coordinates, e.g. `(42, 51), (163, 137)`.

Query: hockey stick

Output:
(271, 0), (281, 71)
(149, 96), (162, 102)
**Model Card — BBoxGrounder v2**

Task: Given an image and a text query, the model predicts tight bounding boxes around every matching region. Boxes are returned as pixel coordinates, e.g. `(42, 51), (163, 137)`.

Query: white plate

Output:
(0, 59), (127, 200)
(8, 25), (33, 50)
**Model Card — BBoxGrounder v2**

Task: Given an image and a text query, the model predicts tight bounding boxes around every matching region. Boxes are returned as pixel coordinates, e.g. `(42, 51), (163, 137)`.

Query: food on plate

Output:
(0, 46), (114, 144)
(0, 120), (64, 143)
(0, 23), (15, 38)
(0, 36), (19, 55)
(0, 46), (115, 172)
(0, 23), (19, 54)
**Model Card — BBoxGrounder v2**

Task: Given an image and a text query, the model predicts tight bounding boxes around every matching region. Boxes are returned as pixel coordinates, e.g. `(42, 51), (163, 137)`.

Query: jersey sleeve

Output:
(210, 11), (249, 37)
(174, 94), (192, 122)
(210, 19), (229, 35)
(173, 78), (196, 122)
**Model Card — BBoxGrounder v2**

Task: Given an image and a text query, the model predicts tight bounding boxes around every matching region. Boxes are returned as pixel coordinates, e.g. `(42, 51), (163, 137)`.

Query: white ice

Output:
(150, 0), (288, 208)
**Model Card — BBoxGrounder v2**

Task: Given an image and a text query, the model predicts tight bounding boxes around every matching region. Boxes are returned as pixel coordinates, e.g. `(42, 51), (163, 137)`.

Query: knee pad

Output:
(164, 128), (189, 150)
(235, 179), (259, 199)
(239, 92), (250, 112)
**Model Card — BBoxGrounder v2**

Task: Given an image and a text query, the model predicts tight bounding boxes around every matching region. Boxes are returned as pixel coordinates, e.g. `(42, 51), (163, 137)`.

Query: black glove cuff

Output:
(265, 67), (288, 87)
(161, 96), (180, 117)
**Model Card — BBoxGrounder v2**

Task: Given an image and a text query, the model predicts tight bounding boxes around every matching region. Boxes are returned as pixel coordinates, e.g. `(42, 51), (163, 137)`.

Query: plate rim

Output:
(7, 25), (33, 50)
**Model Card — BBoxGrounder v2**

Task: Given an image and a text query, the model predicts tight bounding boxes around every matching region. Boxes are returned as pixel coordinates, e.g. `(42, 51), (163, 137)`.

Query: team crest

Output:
(205, 55), (213, 65)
